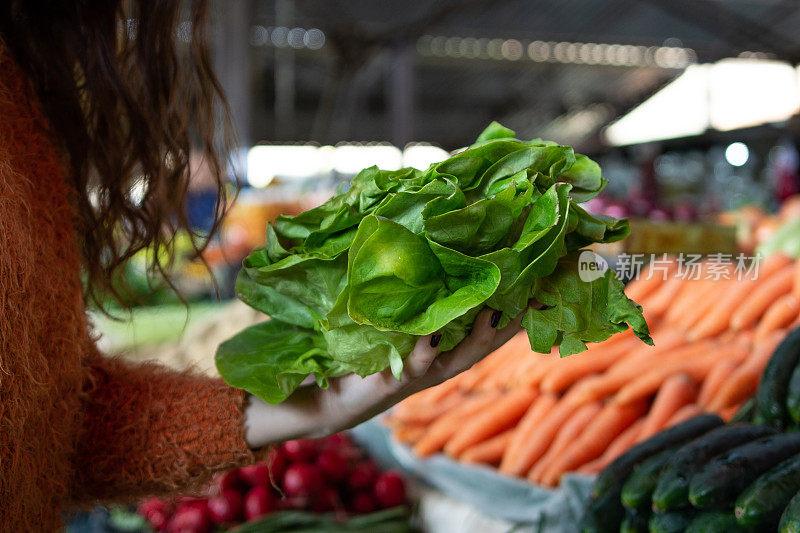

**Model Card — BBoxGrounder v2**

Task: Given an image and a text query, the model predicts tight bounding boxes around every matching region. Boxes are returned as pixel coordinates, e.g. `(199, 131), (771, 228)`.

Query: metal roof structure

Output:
(213, 0), (800, 151)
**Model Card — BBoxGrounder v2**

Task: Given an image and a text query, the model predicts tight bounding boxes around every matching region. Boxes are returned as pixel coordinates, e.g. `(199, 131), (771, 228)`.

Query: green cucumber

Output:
(652, 424), (776, 512)
(648, 510), (695, 533)
(620, 448), (675, 510)
(578, 488), (625, 533)
(592, 414), (723, 500)
(787, 358), (800, 423)
(620, 510), (649, 533)
(757, 326), (800, 427)
(779, 488), (800, 533)
(686, 511), (750, 533)
(689, 432), (800, 509)
(735, 452), (800, 528)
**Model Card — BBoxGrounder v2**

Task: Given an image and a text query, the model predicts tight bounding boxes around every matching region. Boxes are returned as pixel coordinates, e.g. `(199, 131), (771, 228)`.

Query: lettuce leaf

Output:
(216, 122), (651, 403)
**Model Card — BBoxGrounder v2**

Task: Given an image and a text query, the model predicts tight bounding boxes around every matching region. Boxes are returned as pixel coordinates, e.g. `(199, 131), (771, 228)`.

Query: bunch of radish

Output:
(138, 433), (408, 533)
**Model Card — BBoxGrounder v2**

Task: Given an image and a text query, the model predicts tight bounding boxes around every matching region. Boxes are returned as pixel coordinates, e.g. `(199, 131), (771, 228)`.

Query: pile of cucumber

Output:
(581, 327), (800, 532)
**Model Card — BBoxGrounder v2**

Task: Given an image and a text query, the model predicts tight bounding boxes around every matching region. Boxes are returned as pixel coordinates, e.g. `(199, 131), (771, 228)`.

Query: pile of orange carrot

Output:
(386, 253), (800, 487)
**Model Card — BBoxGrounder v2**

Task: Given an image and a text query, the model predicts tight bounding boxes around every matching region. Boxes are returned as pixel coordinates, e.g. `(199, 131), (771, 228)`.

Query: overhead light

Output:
(333, 145), (403, 174)
(710, 59), (800, 131)
(403, 145), (449, 170)
(246, 145), (322, 187)
(604, 59), (800, 146)
(725, 142), (749, 166)
(604, 65), (710, 146)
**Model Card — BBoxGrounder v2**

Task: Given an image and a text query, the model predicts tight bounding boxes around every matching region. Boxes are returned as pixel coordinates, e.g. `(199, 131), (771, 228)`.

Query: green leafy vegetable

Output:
(216, 123), (651, 403)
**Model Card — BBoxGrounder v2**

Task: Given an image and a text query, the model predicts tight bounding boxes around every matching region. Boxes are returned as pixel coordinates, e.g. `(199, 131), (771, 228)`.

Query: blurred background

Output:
(77, 2), (800, 531)
(97, 0), (800, 366)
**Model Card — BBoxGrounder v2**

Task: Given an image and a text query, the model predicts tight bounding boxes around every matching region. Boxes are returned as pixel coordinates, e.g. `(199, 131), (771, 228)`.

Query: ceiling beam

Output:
(643, 0), (800, 63)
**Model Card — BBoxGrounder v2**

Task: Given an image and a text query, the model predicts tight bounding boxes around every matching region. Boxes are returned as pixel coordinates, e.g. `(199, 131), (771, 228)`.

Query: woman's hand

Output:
(243, 308), (525, 448)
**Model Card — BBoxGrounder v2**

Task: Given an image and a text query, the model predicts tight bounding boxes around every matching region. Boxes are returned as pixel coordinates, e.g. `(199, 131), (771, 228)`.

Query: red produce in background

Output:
(138, 432), (412, 531)
(243, 486), (274, 521)
(374, 471), (407, 508)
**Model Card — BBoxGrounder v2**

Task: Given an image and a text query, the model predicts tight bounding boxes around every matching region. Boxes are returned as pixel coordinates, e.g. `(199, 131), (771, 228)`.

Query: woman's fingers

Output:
(401, 334), (437, 379)
(315, 307), (527, 432)
(423, 308), (523, 387)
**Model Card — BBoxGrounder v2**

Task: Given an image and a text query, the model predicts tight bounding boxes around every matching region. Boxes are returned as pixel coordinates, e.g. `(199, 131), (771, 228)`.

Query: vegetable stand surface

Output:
(389, 253), (800, 488)
(579, 322), (800, 532)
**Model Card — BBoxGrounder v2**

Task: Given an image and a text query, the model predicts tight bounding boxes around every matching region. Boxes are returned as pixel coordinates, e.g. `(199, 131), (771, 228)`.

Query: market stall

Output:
(52, 1), (800, 532)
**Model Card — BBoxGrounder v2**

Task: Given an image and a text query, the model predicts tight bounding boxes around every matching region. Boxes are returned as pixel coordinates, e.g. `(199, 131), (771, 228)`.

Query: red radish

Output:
(145, 507), (171, 532)
(279, 496), (307, 510)
(348, 460), (378, 490)
(373, 471), (406, 508)
(316, 448), (349, 482)
(282, 463), (323, 497)
(350, 491), (376, 514)
(139, 497), (171, 518)
(311, 486), (339, 512)
(267, 449), (288, 481)
(323, 433), (353, 449)
(207, 489), (243, 524)
(282, 439), (316, 462)
(213, 470), (240, 493)
(168, 505), (211, 533)
(178, 498), (209, 515)
(238, 463), (271, 486)
(244, 486), (274, 520)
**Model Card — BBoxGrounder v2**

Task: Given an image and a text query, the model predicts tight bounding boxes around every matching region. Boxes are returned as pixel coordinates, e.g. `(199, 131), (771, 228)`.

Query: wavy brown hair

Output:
(0, 0), (233, 307)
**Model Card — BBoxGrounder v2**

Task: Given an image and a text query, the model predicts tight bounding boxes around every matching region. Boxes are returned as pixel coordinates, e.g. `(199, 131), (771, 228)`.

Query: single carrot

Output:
(624, 260), (677, 301)
(479, 349), (527, 391)
(391, 390), (465, 425)
(412, 392), (500, 457)
(761, 253), (794, 277)
(677, 278), (733, 330)
(731, 265), (795, 330)
(664, 403), (704, 426)
(754, 294), (800, 343)
(517, 351), (559, 388)
(690, 255), (793, 340)
(689, 281), (758, 340)
(457, 339), (520, 391)
(641, 277), (685, 319)
(460, 429), (514, 464)
(572, 332), (696, 404)
(793, 259), (800, 300)
(539, 399), (648, 486)
(505, 355), (543, 389)
(394, 375), (463, 416)
(602, 327), (688, 377)
(500, 392), (579, 476)
(498, 394), (559, 474)
(540, 336), (640, 394)
(635, 373), (697, 442)
(720, 404), (741, 422)
(527, 402), (602, 482)
(393, 424), (427, 443)
(698, 359), (738, 406)
(664, 278), (712, 326)
(706, 331), (786, 411)
(444, 388), (538, 457)
(613, 342), (745, 406)
(575, 419), (645, 476)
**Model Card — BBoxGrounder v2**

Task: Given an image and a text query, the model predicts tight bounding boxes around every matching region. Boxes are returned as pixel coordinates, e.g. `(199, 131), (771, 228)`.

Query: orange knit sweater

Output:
(0, 44), (257, 530)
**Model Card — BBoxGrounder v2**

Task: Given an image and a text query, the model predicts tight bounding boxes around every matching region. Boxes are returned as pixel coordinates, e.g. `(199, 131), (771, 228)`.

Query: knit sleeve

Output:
(71, 353), (259, 502)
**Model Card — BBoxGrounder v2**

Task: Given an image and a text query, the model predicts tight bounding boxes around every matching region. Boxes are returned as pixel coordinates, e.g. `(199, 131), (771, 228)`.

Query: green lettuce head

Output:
(217, 122), (651, 403)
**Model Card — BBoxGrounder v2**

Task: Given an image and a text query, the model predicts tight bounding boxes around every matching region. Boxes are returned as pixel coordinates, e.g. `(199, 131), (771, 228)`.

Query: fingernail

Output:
(430, 334), (442, 348)
(490, 310), (502, 328)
